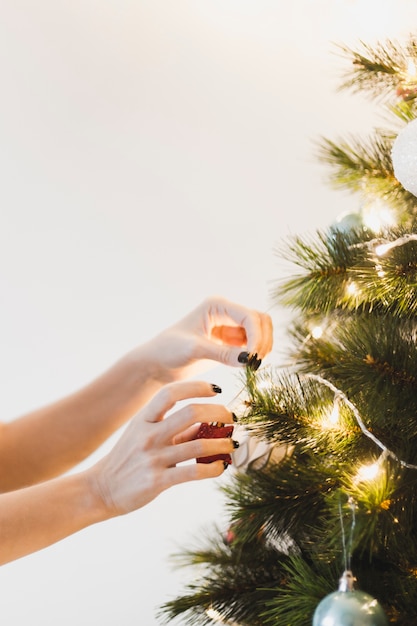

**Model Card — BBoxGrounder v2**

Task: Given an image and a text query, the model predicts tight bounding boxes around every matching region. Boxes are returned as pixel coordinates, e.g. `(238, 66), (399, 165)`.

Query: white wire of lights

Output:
(304, 373), (417, 471)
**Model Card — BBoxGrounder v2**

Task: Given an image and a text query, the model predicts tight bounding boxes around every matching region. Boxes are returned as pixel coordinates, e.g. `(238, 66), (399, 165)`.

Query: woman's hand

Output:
(142, 295), (273, 381)
(87, 380), (236, 517)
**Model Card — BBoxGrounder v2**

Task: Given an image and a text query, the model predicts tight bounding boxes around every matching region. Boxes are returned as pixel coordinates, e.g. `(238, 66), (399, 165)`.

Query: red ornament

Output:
(194, 422), (234, 466)
(396, 83), (417, 101)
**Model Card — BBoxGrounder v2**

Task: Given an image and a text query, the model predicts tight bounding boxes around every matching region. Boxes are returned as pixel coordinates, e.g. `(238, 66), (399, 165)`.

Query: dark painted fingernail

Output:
(232, 413), (238, 422)
(223, 461), (229, 470)
(238, 351), (261, 370)
(232, 440), (240, 449)
(211, 384), (222, 393)
(238, 351), (250, 364)
(250, 358), (262, 371)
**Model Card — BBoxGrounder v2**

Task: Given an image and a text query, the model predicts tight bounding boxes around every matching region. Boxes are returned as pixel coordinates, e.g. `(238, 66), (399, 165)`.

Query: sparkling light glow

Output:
(312, 325), (324, 339)
(321, 401), (340, 429)
(356, 462), (380, 482)
(361, 201), (396, 232)
(346, 281), (359, 296)
(206, 607), (224, 621)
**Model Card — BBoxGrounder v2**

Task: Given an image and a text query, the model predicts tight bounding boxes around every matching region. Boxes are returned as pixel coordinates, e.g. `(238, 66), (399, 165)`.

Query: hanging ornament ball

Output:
(330, 209), (363, 234)
(312, 589), (388, 626)
(391, 118), (417, 197)
(313, 572), (388, 626)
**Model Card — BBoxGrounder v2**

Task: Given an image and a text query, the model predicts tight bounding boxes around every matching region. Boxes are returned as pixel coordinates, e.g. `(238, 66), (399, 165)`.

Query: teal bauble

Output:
(312, 590), (389, 626)
(330, 210), (363, 234)
(313, 571), (388, 626)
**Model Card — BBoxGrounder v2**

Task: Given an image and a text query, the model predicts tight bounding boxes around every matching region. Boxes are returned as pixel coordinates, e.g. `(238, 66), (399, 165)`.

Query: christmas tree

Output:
(161, 36), (417, 625)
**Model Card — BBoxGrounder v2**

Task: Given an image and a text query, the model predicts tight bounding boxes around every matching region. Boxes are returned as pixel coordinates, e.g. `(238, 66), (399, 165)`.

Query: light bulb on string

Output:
(355, 460), (381, 483)
(206, 607), (224, 622)
(346, 280), (359, 298)
(321, 396), (341, 430)
(312, 325), (324, 339)
(206, 606), (240, 625)
(361, 199), (397, 233)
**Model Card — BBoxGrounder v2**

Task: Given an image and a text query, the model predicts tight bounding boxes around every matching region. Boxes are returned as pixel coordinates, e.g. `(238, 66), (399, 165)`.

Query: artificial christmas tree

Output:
(161, 36), (417, 625)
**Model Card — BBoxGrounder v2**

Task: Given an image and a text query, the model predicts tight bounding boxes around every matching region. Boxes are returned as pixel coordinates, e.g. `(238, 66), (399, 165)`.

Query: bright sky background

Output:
(0, 1), (416, 624)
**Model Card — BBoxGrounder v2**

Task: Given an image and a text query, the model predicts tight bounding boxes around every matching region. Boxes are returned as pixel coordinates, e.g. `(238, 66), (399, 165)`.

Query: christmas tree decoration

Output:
(391, 117), (417, 196)
(313, 571), (388, 626)
(330, 209), (364, 234)
(160, 35), (417, 626)
(194, 422), (234, 466)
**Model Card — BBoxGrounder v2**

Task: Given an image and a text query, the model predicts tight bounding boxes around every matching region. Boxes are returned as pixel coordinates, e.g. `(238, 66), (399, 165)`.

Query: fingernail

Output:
(232, 440), (240, 449)
(232, 413), (238, 422)
(238, 351), (250, 364)
(223, 461), (229, 470)
(250, 357), (262, 371)
(211, 384), (222, 393)
(238, 351), (261, 370)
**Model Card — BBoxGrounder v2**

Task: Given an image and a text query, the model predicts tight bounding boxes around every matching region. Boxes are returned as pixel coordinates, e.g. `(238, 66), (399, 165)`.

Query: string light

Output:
(374, 233), (417, 257)
(304, 374), (417, 471)
(321, 397), (341, 429)
(346, 281), (359, 297)
(311, 325), (324, 339)
(206, 607), (240, 626)
(206, 607), (224, 622)
(361, 200), (396, 232)
(355, 461), (381, 483)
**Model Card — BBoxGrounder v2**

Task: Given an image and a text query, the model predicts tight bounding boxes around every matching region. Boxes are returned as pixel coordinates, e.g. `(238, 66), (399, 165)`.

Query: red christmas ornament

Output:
(194, 422), (234, 466)
(396, 82), (417, 101)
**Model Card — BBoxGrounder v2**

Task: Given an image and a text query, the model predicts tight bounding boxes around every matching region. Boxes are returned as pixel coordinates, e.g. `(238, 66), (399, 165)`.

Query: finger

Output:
(163, 459), (226, 488)
(162, 437), (234, 467)
(162, 403), (235, 442)
(172, 422), (200, 445)
(207, 297), (263, 354)
(143, 380), (222, 424)
(211, 325), (247, 347)
(258, 312), (274, 359)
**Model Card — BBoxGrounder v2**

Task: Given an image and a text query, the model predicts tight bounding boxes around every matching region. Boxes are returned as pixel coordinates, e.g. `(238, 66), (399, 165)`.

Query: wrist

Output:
(130, 337), (177, 385)
(82, 464), (117, 522)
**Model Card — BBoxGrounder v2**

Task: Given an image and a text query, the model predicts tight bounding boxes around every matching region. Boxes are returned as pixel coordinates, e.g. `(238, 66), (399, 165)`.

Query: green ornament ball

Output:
(312, 590), (388, 626)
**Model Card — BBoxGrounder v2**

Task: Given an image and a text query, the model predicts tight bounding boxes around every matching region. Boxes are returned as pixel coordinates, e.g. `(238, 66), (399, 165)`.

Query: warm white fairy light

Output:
(205, 607), (240, 626)
(346, 281), (359, 297)
(361, 200), (396, 232)
(311, 325), (324, 339)
(322, 395), (340, 430)
(321, 397), (341, 429)
(355, 461), (381, 483)
(304, 374), (417, 471)
(206, 607), (224, 622)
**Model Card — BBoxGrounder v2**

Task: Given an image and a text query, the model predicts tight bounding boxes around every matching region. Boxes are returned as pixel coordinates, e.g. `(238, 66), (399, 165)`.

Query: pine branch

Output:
(336, 38), (417, 100)
(273, 229), (368, 314)
(316, 134), (407, 200)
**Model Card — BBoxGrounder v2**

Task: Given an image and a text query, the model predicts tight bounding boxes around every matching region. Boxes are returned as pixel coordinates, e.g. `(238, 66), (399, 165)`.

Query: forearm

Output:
(0, 345), (167, 491)
(0, 471), (107, 565)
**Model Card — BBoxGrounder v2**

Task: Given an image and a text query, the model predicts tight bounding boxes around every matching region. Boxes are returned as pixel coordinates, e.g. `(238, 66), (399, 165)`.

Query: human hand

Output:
(143, 296), (273, 381)
(87, 380), (236, 517)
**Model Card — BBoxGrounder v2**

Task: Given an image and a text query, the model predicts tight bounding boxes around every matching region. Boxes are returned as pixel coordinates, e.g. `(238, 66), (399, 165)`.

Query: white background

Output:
(0, 1), (416, 624)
